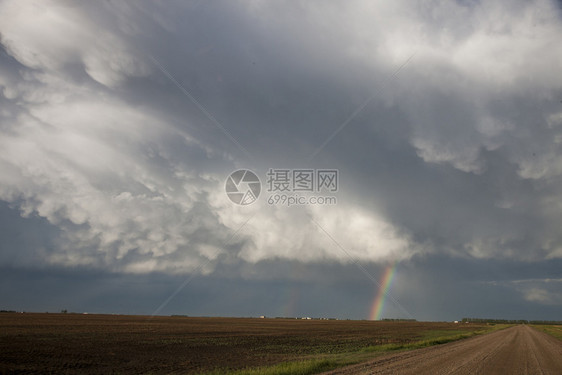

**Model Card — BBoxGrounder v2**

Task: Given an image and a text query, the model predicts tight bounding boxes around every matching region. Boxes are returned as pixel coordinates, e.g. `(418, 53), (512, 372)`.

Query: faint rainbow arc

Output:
(369, 263), (398, 320)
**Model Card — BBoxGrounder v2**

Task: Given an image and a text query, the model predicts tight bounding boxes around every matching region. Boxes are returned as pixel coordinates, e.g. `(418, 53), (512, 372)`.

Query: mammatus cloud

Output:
(0, 0), (232, 272)
(1, 0), (562, 279)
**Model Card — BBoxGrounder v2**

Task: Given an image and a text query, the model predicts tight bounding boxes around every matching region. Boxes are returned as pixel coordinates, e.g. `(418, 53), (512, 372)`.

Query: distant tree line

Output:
(461, 318), (562, 325)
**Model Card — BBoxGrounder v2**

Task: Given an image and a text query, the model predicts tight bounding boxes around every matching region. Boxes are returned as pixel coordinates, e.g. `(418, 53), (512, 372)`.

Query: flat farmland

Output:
(0, 313), (494, 374)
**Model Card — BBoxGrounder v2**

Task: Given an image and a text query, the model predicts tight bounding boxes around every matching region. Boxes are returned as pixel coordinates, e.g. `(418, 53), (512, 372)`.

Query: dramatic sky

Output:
(1, 0), (562, 321)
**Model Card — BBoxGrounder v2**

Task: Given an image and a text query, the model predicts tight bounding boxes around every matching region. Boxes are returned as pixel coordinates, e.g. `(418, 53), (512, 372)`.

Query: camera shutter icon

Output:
(225, 169), (261, 205)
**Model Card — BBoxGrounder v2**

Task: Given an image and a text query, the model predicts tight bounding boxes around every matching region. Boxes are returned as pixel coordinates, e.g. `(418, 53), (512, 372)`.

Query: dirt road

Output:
(322, 325), (562, 375)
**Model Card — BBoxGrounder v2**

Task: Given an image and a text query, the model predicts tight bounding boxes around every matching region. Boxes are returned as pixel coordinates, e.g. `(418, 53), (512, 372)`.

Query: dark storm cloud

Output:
(0, 200), (61, 267)
(1, 0), (562, 319)
(2, 256), (561, 320)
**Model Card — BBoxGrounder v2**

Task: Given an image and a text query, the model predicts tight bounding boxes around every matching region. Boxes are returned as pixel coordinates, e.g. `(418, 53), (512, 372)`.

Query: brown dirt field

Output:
(0, 313), (487, 374)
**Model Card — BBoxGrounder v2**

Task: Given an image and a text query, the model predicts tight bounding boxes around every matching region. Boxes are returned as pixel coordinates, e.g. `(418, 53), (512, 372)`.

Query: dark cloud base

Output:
(2, 198), (561, 321)
(1, 255), (560, 322)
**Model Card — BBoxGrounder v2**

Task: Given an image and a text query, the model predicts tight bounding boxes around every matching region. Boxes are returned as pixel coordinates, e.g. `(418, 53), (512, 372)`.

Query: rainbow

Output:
(369, 263), (398, 320)
(282, 284), (300, 317)
(280, 263), (307, 318)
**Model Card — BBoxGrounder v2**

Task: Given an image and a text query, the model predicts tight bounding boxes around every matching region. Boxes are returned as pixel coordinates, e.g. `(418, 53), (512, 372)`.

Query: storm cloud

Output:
(1, 0), (562, 320)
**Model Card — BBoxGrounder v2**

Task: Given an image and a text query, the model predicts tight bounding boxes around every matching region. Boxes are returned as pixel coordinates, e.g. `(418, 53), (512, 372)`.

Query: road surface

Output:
(322, 325), (562, 375)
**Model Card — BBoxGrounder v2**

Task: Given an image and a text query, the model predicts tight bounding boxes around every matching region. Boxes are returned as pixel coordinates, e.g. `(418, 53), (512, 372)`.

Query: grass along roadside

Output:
(361, 324), (510, 352)
(532, 325), (562, 340)
(202, 324), (511, 375)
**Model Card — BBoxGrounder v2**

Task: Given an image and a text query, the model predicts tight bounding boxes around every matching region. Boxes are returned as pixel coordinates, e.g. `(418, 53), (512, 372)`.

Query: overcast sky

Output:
(1, 0), (562, 321)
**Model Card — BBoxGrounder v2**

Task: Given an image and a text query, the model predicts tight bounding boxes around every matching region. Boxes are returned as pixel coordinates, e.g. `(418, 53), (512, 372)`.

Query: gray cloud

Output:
(1, 0), (562, 319)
